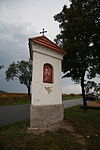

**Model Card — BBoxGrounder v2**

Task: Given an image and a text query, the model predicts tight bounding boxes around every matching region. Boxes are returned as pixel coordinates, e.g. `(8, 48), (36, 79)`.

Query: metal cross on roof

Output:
(40, 28), (47, 36)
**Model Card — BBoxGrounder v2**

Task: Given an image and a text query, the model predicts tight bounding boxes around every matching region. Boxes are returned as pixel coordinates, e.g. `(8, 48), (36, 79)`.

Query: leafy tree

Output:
(94, 83), (100, 93)
(0, 65), (4, 79)
(85, 81), (100, 94)
(5, 60), (32, 96)
(0, 65), (4, 70)
(84, 81), (96, 93)
(54, 0), (100, 107)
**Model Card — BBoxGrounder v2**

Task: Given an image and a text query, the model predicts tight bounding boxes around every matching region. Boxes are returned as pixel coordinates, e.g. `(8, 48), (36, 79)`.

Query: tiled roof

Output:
(29, 36), (66, 54)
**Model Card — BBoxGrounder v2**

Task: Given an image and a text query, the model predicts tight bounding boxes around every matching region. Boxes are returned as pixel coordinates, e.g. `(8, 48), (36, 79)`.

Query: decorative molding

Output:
(44, 87), (52, 94)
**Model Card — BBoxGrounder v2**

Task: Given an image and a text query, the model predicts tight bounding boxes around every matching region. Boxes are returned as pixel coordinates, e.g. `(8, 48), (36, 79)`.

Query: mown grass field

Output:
(0, 106), (100, 150)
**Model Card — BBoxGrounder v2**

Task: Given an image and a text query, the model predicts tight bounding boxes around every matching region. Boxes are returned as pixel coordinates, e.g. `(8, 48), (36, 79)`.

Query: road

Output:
(63, 98), (83, 108)
(0, 104), (30, 126)
(0, 99), (83, 126)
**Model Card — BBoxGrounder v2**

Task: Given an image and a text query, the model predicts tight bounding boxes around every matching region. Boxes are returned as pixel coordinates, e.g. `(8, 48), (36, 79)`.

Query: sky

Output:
(0, 0), (84, 94)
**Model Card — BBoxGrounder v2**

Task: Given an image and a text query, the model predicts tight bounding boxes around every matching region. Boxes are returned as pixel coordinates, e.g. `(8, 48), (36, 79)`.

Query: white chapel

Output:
(28, 35), (66, 128)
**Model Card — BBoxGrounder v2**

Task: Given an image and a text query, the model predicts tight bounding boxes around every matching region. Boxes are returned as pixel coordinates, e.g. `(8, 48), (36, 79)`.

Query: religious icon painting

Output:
(43, 63), (53, 83)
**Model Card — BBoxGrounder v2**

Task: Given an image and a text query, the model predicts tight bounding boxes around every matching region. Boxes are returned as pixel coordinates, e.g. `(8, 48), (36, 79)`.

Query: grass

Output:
(0, 106), (100, 150)
(96, 99), (100, 103)
(64, 106), (100, 150)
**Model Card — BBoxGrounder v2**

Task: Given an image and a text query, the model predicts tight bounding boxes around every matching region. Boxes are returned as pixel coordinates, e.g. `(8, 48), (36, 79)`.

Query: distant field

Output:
(0, 93), (82, 106)
(62, 94), (82, 100)
(0, 93), (30, 106)
(0, 93), (28, 97)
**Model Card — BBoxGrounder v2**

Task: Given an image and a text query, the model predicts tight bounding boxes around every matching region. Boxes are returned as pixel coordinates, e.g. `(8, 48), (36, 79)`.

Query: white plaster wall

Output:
(31, 44), (63, 106)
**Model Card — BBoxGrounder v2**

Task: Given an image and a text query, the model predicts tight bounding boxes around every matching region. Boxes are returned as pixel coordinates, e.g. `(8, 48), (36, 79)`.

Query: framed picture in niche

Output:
(43, 63), (53, 83)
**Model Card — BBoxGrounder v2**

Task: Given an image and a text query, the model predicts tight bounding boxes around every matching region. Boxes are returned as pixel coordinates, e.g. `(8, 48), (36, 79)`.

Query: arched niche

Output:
(43, 63), (53, 83)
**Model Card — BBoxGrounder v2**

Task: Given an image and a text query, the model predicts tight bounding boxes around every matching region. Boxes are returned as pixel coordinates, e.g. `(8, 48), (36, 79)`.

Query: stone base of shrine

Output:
(30, 104), (64, 129)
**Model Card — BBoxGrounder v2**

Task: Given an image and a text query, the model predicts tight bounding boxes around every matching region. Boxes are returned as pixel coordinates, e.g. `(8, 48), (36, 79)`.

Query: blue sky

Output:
(0, 0), (86, 94)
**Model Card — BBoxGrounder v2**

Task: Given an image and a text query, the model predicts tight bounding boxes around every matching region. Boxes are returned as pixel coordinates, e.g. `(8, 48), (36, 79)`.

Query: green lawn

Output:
(96, 99), (100, 103)
(0, 106), (100, 150)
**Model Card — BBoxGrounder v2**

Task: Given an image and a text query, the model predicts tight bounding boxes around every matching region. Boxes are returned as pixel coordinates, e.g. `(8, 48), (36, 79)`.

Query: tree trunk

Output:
(28, 85), (31, 98)
(81, 73), (87, 108)
(27, 80), (31, 99)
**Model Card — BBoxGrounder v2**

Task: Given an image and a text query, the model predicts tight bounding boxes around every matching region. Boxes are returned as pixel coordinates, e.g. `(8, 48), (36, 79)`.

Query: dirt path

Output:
(88, 101), (100, 107)
(28, 120), (86, 149)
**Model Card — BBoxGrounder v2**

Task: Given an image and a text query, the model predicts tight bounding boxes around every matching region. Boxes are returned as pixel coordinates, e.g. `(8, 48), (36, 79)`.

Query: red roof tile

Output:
(29, 36), (66, 54)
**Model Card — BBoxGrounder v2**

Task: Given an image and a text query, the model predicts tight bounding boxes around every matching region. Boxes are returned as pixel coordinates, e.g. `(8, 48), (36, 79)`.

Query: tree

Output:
(54, 0), (100, 107)
(84, 81), (96, 93)
(0, 65), (4, 70)
(0, 65), (4, 78)
(94, 83), (100, 94)
(5, 60), (32, 96)
(85, 81), (100, 94)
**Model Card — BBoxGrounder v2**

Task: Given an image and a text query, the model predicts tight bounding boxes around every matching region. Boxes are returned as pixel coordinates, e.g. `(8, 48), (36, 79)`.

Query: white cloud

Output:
(0, 0), (71, 40)
(62, 84), (81, 94)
